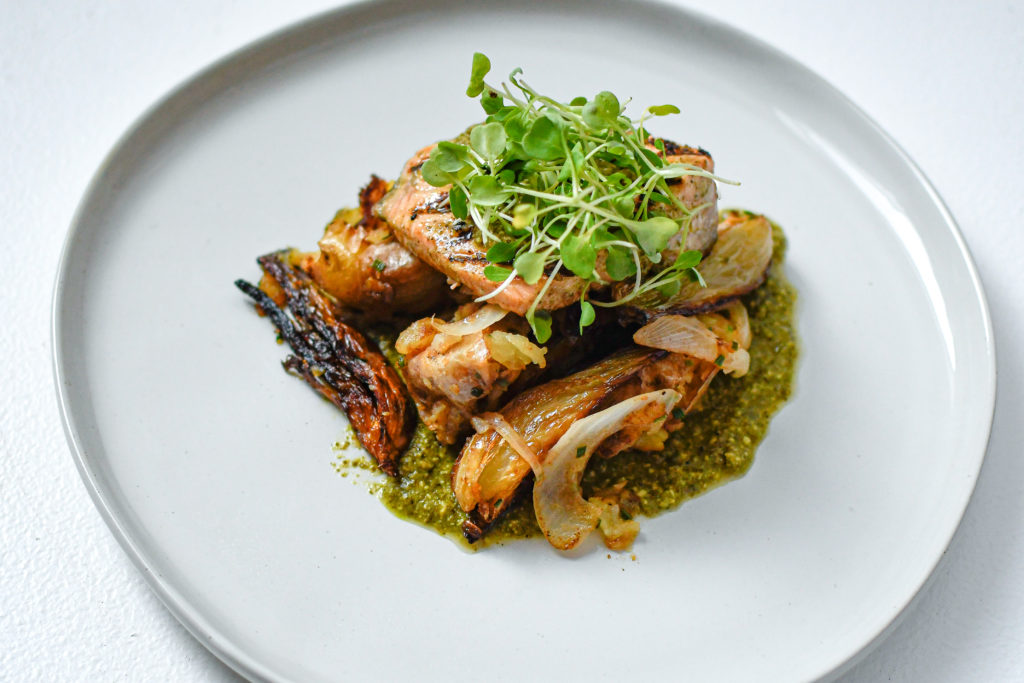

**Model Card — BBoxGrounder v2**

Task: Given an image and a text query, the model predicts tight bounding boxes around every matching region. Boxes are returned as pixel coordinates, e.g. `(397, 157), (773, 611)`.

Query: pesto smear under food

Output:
(338, 218), (798, 546)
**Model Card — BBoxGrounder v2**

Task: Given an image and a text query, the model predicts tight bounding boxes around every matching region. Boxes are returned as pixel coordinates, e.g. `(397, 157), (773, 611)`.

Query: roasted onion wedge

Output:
(236, 251), (411, 475)
(640, 210), (773, 316)
(453, 348), (665, 541)
(634, 302), (752, 377)
(534, 390), (680, 550)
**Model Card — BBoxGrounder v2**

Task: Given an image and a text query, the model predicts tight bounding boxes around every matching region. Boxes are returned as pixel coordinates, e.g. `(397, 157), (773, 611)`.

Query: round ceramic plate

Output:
(53, 1), (995, 681)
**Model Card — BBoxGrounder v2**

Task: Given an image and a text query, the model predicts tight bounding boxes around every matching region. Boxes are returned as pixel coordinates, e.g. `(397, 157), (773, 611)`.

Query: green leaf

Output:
(556, 156), (573, 182)
(591, 227), (617, 246)
(570, 96), (588, 106)
(614, 196), (635, 218)
(467, 175), (510, 206)
(566, 142), (584, 176)
(649, 191), (674, 206)
(486, 241), (517, 263)
(433, 141), (469, 173)
(560, 233), (597, 278)
(503, 113), (527, 142)
(420, 159), (453, 187)
(648, 104), (680, 116)
(470, 122), (507, 162)
(640, 147), (665, 168)
(582, 91), (620, 130)
(528, 310), (553, 343)
(489, 106), (518, 122)
(673, 249), (702, 269)
(690, 267), (707, 287)
(512, 203), (536, 229)
(632, 216), (679, 256)
(579, 300), (596, 331)
(448, 185), (468, 219)
(514, 251), (545, 284)
(604, 245), (637, 281)
(483, 264), (513, 282)
(480, 89), (504, 115)
(522, 117), (564, 161)
(657, 279), (681, 299)
(467, 52), (491, 97)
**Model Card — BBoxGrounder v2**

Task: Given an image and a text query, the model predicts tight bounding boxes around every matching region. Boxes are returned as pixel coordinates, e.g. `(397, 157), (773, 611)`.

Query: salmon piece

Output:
(374, 145), (585, 317)
(375, 139), (718, 316)
(647, 138), (719, 258)
(395, 304), (545, 444)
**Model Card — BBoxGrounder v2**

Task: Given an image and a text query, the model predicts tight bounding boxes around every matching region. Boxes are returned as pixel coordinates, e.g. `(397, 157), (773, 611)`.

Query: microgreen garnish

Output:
(420, 53), (730, 341)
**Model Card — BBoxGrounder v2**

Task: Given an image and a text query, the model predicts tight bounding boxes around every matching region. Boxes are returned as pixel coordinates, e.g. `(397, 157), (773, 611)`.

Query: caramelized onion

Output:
(471, 412), (541, 474)
(634, 315), (719, 360)
(533, 389), (681, 551)
(431, 304), (507, 336)
(487, 330), (547, 370)
(653, 211), (773, 315)
(726, 300), (752, 349)
(634, 312), (750, 377)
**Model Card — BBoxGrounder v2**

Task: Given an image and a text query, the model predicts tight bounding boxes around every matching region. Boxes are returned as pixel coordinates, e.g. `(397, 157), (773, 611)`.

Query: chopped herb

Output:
(672, 407), (686, 420)
(714, 354), (725, 366)
(371, 259), (385, 272)
(576, 446), (587, 458)
(620, 510), (633, 521)
(470, 387), (484, 398)
(732, 340), (739, 350)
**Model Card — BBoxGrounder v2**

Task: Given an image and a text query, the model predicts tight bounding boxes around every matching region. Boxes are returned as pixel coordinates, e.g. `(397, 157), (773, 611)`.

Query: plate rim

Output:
(50, 0), (998, 680)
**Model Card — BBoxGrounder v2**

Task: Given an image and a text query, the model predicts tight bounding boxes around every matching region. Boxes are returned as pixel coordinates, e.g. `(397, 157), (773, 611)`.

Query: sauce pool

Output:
(338, 217), (798, 547)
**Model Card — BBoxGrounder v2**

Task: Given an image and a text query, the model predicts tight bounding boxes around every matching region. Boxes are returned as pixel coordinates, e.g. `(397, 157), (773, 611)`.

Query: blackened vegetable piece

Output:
(235, 251), (411, 475)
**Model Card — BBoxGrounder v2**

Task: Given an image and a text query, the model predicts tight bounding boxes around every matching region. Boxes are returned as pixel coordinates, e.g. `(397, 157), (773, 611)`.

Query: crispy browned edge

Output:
(235, 251), (412, 476)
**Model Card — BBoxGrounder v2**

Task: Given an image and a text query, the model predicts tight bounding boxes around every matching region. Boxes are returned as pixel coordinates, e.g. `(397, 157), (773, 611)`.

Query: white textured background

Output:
(2, 0), (1022, 680)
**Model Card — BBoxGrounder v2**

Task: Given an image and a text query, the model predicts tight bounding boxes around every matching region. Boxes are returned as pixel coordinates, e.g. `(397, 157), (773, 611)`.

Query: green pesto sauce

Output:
(339, 217), (798, 547)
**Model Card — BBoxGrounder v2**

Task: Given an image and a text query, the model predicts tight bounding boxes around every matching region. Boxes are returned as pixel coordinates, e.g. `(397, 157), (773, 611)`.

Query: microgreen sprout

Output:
(420, 52), (732, 341)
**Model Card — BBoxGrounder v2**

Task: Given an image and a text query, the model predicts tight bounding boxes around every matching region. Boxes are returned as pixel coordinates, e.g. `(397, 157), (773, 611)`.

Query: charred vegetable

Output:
(635, 210), (773, 315)
(454, 348), (664, 541)
(236, 251), (412, 475)
(534, 389), (680, 550)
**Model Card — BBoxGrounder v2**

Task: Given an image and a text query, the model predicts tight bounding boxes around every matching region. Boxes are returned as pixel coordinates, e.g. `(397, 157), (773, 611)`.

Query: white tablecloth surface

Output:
(3, 1), (1021, 680)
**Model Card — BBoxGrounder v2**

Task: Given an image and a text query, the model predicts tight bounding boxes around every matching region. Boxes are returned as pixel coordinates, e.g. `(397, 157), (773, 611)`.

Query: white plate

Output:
(52, 1), (995, 681)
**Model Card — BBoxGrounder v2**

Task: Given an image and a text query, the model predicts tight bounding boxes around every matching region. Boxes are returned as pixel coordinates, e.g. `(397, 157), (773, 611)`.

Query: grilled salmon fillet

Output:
(375, 145), (586, 317)
(376, 138), (719, 317)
